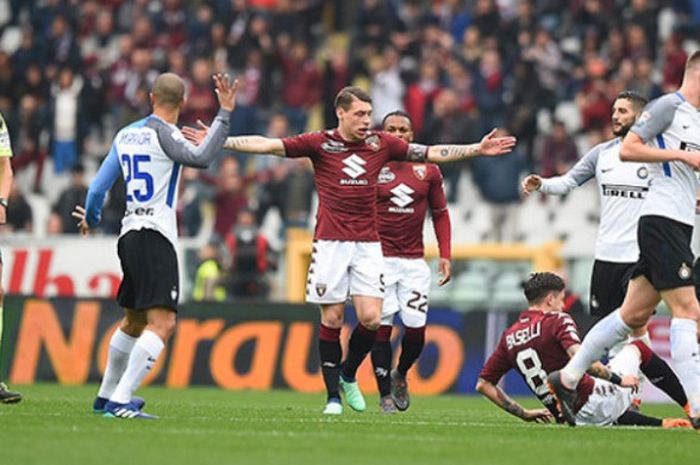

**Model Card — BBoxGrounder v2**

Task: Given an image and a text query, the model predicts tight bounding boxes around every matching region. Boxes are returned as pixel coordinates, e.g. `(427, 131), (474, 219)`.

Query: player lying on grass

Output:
(476, 272), (691, 428)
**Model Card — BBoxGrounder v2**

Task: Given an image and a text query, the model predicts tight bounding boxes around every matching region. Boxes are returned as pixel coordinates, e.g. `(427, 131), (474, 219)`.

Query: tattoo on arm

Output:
(430, 144), (481, 162)
(406, 143), (428, 162)
(496, 386), (525, 418)
(225, 136), (253, 151)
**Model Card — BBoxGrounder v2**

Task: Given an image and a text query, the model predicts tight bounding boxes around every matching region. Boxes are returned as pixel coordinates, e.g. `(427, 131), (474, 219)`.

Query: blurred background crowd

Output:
(0, 0), (699, 301)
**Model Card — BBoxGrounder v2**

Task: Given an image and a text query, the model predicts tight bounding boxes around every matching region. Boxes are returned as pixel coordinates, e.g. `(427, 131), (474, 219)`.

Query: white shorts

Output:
(380, 257), (431, 328)
(305, 240), (384, 304)
(575, 344), (640, 426)
(575, 379), (632, 426)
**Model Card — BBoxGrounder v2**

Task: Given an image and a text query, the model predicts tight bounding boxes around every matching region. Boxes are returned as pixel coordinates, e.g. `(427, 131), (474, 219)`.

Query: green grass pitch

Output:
(1, 384), (699, 465)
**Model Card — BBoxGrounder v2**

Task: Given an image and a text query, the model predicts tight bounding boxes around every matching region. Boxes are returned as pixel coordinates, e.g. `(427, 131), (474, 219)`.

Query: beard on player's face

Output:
(612, 123), (632, 137)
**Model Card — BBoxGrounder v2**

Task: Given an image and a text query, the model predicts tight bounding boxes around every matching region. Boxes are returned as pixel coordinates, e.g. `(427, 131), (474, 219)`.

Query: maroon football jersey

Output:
(282, 130), (424, 241)
(376, 161), (448, 258)
(479, 309), (595, 415)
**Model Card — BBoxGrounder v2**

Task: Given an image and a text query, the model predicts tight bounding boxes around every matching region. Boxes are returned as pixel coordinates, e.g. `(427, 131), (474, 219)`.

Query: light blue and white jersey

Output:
(631, 91), (700, 226)
(85, 109), (230, 246)
(539, 138), (649, 262)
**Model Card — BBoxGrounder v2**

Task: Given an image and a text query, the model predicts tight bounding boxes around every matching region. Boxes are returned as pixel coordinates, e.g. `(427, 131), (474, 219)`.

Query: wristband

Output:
(0, 198), (8, 209)
(609, 373), (622, 385)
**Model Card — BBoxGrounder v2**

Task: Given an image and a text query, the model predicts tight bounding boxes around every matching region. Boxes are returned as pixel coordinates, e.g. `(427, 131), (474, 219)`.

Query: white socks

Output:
(669, 318), (700, 417)
(97, 329), (137, 399)
(608, 330), (652, 359)
(561, 309), (632, 387)
(109, 330), (164, 405)
(630, 331), (653, 348)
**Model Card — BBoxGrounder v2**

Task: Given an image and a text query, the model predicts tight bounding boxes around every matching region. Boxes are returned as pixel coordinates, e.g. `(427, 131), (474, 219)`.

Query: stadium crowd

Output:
(0, 0), (698, 298)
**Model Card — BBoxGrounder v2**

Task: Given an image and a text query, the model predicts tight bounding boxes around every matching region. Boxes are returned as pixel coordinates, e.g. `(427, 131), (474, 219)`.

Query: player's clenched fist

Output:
(521, 174), (542, 195)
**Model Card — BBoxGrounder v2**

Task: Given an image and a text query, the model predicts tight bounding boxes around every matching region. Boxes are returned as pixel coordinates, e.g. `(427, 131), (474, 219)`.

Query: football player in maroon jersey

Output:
(477, 272), (691, 428)
(182, 86), (515, 414)
(371, 111), (451, 413)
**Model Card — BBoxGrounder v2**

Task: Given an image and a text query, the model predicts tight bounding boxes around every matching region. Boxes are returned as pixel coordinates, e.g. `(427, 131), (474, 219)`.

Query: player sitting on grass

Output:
(477, 272), (691, 428)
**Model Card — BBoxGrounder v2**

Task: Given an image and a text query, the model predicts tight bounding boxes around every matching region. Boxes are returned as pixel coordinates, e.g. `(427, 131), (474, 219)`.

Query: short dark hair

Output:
(334, 86), (372, 110)
(522, 272), (566, 304)
(615, 90), (648, 112)
(381, 110), (412, 129)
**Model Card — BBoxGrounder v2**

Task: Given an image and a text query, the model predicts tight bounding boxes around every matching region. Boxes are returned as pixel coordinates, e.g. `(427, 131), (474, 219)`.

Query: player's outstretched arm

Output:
(157, 74), (235, 168)
(181, 121), (286, 156)
(476, 378), (552, 423)
(424, 129), (517, 164)
(522, 143), (601, 196)
(74, 146), (122, 234)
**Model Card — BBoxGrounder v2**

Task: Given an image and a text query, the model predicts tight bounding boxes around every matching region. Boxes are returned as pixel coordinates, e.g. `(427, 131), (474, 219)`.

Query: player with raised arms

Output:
(182, 86), (515, 414)
(72, 72), (236, 419)
(371, 111), (451, 413)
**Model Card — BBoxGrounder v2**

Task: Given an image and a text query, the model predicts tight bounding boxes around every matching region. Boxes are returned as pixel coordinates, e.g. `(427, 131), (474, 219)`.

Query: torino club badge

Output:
(366, 135), (380, 151)
(412, 165), (427, 180)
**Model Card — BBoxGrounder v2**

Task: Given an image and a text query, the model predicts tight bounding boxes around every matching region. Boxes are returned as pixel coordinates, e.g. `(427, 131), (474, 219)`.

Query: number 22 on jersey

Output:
(121, 153), (154, 202)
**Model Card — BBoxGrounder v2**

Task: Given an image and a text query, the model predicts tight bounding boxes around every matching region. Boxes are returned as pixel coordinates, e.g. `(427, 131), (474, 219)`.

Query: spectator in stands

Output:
(538, 121), (579, 178)
(213, 157), (248, 239)
(50, 67), (83, 174)
(474, 48), (506, 133)
(230, 49), (266, 136)
(630, 56), (662, 100)
(11, 27), (43, 78)
(369, 47), (405, 127)
(192, 240), (227, 302)
(5, 184), (33, 233)
(45, 14), (81, 70)
(420, 88), (479, 203)
(225, 208), (275, 299)
(178, 167), (213, 238)
(279, 40), (321, 133)
(181, 58), (218, 127)
(52, 162), (87, 234)
(662, 34), (688, 91)
(522, 28), (561, 116)
(471, 128), (525, 242)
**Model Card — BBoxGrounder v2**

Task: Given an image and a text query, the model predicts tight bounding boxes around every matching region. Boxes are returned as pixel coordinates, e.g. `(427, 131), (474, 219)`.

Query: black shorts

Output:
(632, 215), (694, 291)
(117, 229), (179, 312)
(589, 260), (635, 317)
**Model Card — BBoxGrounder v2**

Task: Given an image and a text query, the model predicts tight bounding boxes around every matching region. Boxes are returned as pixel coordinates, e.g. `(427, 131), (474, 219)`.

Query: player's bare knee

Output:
(320, 305), (344, 328)
(359, 315), (380, 331)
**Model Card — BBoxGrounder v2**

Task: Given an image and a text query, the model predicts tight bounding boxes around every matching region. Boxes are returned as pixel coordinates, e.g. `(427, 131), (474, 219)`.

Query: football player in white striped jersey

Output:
(550, 51), (700, 429)
(522, 91), (651, 355)
(73, 72), (236, 419)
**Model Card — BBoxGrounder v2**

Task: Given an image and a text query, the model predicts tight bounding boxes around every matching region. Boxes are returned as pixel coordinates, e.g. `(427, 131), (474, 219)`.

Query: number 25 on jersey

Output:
(121, 153), (154, 202)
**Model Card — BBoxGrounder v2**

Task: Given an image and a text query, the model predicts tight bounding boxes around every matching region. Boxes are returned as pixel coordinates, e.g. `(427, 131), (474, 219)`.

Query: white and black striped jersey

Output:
(539, 138), (649, 263)
(631, 91), (700, 227)
(85, 109), (230, 246)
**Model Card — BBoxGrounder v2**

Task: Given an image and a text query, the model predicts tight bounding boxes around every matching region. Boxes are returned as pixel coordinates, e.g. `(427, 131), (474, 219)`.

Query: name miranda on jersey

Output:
(601, 184), (648, 199)
(119, 132), (152, 145)
(506, 322), (541, 349)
